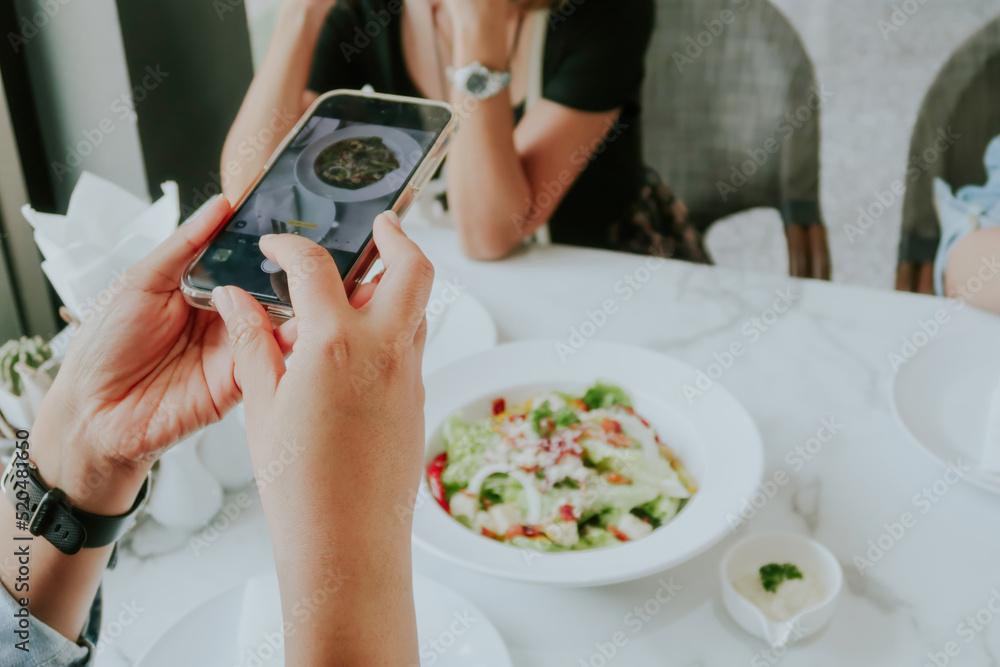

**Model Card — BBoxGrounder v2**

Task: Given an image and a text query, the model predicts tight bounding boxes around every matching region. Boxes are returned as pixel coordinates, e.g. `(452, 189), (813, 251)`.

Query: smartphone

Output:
(182, 90), (458, 320)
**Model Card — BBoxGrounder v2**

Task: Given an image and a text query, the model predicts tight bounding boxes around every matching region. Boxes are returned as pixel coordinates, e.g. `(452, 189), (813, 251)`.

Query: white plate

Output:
(137, 573), (512, 667)
(295, 125), (424, 203)
(423, 279), (498, 375)
(891, 328), (1000, 493)
(289, 116), (339, 149)
(359, 266), (497, 375)
(413, 341), (764, 587)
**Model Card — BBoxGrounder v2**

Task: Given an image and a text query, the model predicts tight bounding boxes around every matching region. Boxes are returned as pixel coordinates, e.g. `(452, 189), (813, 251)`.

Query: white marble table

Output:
(99, 227), (1000, 666)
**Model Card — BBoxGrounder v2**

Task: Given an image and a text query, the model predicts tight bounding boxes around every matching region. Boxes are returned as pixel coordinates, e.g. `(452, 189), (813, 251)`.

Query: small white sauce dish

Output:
(720, 533), (843, 647)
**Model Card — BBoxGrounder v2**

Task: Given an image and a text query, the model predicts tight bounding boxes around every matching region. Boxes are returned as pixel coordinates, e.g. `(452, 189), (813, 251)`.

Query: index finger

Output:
(258, 234), (352, 323)
(365, 213), (434, 336)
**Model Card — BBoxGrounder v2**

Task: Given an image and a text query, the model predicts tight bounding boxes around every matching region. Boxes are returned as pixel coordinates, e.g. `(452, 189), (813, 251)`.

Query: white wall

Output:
(15, 0), (149, 210)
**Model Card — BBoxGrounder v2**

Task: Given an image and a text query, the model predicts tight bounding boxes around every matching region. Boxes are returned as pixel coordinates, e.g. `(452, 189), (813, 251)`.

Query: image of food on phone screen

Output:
(186, 94), (450, 306)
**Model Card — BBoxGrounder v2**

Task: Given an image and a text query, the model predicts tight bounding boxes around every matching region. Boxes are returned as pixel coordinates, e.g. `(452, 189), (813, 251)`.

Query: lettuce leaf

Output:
(582, 382), (632, 410)
(440, 414), (499, 487)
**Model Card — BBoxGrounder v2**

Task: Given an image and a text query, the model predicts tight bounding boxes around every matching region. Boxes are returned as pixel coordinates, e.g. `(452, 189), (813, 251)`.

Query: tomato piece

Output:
(504, 525), (526, 539)
(606, 472), (631, 485)
(607, 432), (633, 448)
(492, 398), (506, 416)
(601, 418), (622, 434)
(481, 527), (499, 540)
(522, 525), (542, 537)
(559, 504), (577, 522)
(554, 450), (579, 464)
(537, 416), (556, 438)
(608, 526), (630, 542)
(426, 453), (450, 513)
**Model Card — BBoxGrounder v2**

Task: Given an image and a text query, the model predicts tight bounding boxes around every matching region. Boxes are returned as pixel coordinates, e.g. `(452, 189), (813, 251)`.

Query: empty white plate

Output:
(422, 278), (497, 375)
(137, 573), (512, 667)
(362, 265), (497, 375)
(892, 327), (1000, 494)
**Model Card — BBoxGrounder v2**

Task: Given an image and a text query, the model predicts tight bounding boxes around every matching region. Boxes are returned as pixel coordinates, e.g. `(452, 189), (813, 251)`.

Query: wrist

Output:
(277, 1), (334, 32)
(273, 1), (332, 48)
(451, 20), (508, 71)
(27, 391), (149, 516)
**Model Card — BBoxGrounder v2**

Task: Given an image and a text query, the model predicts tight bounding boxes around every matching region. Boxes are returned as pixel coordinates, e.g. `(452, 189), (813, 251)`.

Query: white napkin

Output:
(982, 375), (1000, 473)
(236, 572), (285, 667)
(20, 171), (179, 319)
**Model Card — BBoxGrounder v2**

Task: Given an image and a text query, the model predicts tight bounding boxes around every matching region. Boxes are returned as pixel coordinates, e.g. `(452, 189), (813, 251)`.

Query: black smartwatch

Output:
(1, 455), (150, 555)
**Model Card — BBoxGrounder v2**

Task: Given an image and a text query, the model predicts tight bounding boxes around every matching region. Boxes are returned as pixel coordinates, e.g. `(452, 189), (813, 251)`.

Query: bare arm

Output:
(0, 199), (246, 641)
(443, 3), (620, 261)
(213, 214), (432, 665)
(221, 0), (335, 201)
(0, 421), (146, 640)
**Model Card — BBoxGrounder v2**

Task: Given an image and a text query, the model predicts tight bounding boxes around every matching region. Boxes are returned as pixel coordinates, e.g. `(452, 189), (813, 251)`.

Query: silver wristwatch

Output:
(446, 61), (512, 100)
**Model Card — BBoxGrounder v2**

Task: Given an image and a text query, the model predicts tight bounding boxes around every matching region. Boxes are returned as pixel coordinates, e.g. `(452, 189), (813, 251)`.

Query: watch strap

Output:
(2, 456), (149, 555)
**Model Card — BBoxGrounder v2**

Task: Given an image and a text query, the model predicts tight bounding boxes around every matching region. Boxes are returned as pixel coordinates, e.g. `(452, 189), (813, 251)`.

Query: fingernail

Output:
(381, 210), (401, 228)
(213, 286), (234, 318)
(260, 234), (275, 242)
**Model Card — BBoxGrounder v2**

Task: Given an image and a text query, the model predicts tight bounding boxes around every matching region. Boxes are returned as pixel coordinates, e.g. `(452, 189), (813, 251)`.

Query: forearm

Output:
(261, 468), (420, 665)
(447, 95), (536, 259)
(446, 19), (536, 260)
(0, 389), (148, 641)
(222, 3), (328, 200)
(273, 528), (417, 666)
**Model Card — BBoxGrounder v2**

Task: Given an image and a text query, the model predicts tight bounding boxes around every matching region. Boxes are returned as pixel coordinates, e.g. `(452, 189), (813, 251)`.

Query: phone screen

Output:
(186, 93), (452, 306)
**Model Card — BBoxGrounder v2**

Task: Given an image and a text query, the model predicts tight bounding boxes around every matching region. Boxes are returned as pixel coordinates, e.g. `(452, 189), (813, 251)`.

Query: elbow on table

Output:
(458, 230), (520, 262)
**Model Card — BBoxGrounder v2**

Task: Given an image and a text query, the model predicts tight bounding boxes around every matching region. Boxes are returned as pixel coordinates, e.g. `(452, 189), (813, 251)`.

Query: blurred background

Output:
(0, 0), (999, 343)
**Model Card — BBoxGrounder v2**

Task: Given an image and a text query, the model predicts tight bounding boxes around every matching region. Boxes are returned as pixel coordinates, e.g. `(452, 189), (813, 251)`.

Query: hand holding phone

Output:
(189, 208), (435, 666)
(183, 90), (457, 320)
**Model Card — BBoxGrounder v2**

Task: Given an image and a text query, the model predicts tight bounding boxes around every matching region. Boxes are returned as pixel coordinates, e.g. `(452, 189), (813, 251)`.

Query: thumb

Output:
(213, 286), (284, 409)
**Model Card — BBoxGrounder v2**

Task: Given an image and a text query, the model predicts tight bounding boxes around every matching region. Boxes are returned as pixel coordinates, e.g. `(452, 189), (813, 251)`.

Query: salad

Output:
(427, 382), (697, 552)
(314, 136), (399, 190)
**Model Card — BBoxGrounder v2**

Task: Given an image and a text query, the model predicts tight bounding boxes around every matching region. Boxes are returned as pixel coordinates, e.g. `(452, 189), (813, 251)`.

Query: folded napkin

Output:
(21, 172), (179, 319)
(982, 375), (1000, 474)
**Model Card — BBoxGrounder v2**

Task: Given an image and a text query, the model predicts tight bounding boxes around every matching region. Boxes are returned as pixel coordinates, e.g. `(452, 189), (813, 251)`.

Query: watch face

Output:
(467, 72), (490, 96)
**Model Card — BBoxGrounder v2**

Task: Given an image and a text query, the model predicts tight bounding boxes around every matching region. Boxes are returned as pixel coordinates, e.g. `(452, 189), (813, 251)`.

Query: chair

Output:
(897, 16), (1000, 294)
(643, 0), (830, 279)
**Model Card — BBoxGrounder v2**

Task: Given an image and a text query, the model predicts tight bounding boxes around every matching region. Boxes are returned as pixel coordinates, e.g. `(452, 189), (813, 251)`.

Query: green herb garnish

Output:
(759, 563), (803, 593)
(553, 405), (580, 428)
(582, 383), (632, 410)
(531, 401), (581, 437)
(479, 474), (509, 508)
(531, 401), (554, 436)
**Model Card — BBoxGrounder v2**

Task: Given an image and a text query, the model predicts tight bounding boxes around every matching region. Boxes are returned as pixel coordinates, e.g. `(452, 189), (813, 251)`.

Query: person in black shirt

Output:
(223, 0), (702, 260)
